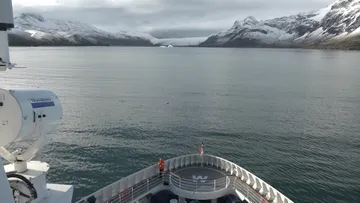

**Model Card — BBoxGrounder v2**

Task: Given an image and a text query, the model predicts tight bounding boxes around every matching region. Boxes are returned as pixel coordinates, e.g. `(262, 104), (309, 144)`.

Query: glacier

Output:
(152, 37), (208, 46)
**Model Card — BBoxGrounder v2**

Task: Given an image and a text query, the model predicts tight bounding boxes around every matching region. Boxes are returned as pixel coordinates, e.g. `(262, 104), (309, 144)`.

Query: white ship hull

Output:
(77, 154), (293, 203)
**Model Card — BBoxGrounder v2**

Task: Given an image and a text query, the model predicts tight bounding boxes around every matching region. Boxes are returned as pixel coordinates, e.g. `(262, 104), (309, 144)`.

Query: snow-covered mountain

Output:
(200, 0), (360, 49)
(8, 13), (206, 47)
(9, 13), (154, 46)
(9, 0), (360, 49)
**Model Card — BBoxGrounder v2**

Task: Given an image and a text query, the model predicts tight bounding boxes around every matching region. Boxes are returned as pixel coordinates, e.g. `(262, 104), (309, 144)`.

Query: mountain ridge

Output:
(8, 0), (360, 50)
(200, 0), (360, 49)
(9, 12), (155, 46)
(8, 12), (205, 47)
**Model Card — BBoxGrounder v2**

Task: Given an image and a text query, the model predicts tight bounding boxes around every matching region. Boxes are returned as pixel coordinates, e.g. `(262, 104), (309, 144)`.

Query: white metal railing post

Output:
(201, 154), (203, 167)
(179, 178), (181, 189)
(170, 173), (172, 186)
(214, 179), (216, 191)
(228, 177), (230, 189)
(234, 177), (236, 189)
(131, 187), (134, 201)
(147, 179), (149, 191)
(247, 182), (249, 199)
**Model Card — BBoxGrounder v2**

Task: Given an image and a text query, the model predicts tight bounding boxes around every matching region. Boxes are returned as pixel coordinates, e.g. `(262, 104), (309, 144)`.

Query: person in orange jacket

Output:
(158, 158), (165, 176)
(200, 143), (204, 154)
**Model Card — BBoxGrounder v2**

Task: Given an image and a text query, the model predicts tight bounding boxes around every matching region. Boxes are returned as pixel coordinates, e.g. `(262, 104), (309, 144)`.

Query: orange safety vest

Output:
(158, 159), (165, 171)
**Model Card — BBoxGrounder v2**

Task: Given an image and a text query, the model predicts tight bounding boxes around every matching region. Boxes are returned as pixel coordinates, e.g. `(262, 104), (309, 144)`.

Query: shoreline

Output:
(8, 45), (360, 51)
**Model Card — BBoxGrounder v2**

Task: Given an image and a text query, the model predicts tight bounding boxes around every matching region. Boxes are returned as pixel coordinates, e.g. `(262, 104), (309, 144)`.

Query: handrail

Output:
(169, 172), (230, 193)
(76, 164), (162, 203)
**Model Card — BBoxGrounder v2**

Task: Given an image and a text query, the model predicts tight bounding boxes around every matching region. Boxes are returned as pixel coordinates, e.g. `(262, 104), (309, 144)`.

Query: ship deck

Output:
(76, 154), (294, 203)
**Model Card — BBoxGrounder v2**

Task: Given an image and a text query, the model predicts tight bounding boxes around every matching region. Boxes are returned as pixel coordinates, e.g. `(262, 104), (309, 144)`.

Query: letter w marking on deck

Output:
(192, 175), (208, 183)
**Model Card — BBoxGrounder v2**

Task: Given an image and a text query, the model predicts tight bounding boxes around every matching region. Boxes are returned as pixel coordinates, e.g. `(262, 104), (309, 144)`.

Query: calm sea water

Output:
(1, 47), (360, 203)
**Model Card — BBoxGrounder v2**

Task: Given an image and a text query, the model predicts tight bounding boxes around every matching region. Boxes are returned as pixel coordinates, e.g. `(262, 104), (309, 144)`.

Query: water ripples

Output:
(2, 47), (360, 203)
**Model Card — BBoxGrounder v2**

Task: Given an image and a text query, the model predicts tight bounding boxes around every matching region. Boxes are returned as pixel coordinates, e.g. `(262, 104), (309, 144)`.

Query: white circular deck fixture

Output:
(170, 199), (178, 203)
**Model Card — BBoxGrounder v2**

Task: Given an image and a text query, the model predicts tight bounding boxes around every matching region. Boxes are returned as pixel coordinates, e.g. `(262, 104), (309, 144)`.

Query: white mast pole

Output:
(0, 0), (14, 71)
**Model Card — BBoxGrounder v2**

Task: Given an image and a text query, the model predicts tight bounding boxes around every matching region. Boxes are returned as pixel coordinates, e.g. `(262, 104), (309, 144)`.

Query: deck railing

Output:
(164, 154), (293, 203)
(233, 176), (270, 203)
(76, 164), (163, 203)
(169, 172), (230, 192)
(103, 175), (163, 203)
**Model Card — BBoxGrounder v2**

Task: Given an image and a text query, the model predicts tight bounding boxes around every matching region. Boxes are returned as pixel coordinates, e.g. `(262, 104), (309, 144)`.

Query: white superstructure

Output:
(0, 1), (294, 203)
(0, 1), (73, 203)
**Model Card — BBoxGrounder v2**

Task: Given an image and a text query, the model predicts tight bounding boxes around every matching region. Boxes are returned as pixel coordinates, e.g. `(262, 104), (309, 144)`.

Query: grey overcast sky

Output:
(13, 0), (336, 38)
